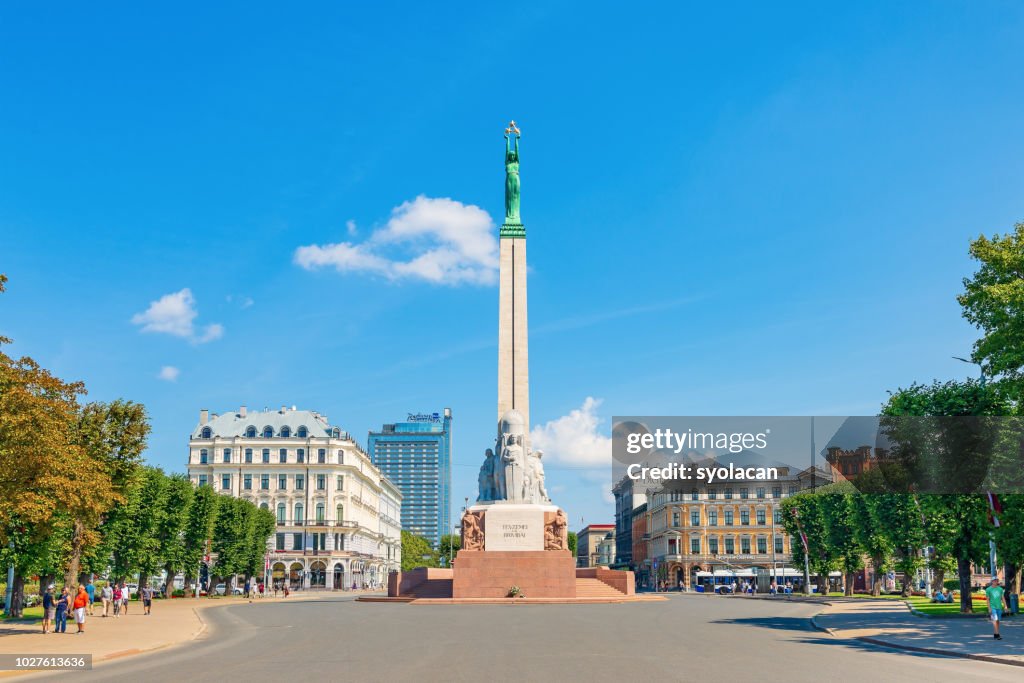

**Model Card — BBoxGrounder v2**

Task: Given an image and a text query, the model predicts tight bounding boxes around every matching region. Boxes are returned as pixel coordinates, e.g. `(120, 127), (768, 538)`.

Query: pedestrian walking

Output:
(141, 585), (153, 615)
(101, 583), (112, 617)
(112, 584), (122, 617)
(55, 587), (69, 633)
(986, 578), (1009, 640)
(244, 579), (251, 598)
(72, 585), (88, 633)
(85, 579), (96, 616)
(120, 582), (130, 615)
(42, 585), (55, 634)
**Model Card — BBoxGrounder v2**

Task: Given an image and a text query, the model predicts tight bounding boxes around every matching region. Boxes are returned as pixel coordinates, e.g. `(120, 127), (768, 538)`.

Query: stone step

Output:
(575, 578), (625, 597)
(405, 579), (453, 599)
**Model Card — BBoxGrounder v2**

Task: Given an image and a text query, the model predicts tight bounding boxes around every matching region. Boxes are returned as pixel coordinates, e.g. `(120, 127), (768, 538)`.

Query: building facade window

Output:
(294, 504), (304, 524)
(198, 475), (208, 487)
(740, 510), (750, 525)
(336, 504), (344, 522)
(297, 426), (308, 438)
(772, 486), (781, 499)
(278, 474), (287, 490)
(276, 503), (285, 524)
(725, 537), (735, 554)
(262, 449), (270, 464)
(756, 487), (765, 499)
(243, 474), (252, 490)
(740, 487), (748, 500)
(724, 488), (733, 500)
(318, 448), (326, 464)
(245, 448), (253, 463)
(317, 474), (326, 491)
(221, 474), (230, 490)
(672, 511), (680, 527)
(741, 537), (751, 554)
(757, 537), (768, 554)
(223, 448), (231, 463)
(708, 489), (717, 500)
(260, 474), (269, 490)
(708, 509), (718, 526)
(709, 537), (719, 553)
(279, 448), (287, 463)
(276, 533), (285, 550)
(775, 536), (784, 554)
(724, 510), (734, 526)
(337, 450), (344, 464)
(297, 448), (305, 463)
(281, 426), (291, 438)
(756, 509), (766, 525)
(246, 426), (257, 438)
(296, 475), (304, 491)
(773, 509), (783, 524)
(316, 503), (325, 522)
(263, 426), (274, 438)
(199, 449), (208, 464)
(691, 489), (699, 501)
(200, 427), (212, 438)
(690, 538), (700, 554)
(690, 510), (699, 526)
(336, 476), (344, 491)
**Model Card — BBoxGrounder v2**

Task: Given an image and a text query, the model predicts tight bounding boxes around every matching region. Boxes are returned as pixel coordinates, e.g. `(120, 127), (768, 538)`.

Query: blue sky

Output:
(3, 2), (1023, 531)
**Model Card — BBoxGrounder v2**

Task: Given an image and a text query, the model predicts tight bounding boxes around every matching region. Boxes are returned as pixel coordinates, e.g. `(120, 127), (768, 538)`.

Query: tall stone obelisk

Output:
(497, 121), (529, 446)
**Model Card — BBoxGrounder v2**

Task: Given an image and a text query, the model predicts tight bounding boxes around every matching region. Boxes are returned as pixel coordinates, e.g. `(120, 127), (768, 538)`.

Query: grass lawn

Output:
(907, 595), (988, 616)
(0, 605), (42, 622)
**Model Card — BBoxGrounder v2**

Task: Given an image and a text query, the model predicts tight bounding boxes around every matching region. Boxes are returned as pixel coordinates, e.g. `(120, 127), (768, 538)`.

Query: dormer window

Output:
(200, 427), (212, 439)
(263, 426), (274, 438)
(280, 426), (291, 438)
(297, 426), (308, 438)
(245, 426), (257, 438)
(332, 428), (341, 438)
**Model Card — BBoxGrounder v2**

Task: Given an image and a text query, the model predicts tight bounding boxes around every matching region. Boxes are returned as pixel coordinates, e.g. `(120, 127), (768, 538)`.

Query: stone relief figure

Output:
(477, 409), (551, 504)
(478, 448), (495, 502)
(544, 510), (568, 550)
(462, 511), (485, 551)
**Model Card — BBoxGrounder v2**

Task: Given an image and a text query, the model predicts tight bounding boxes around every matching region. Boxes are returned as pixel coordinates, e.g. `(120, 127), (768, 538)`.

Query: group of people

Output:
(40, 580), (157, 634)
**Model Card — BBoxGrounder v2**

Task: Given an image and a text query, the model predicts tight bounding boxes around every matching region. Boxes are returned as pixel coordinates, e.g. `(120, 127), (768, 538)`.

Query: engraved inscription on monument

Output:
(483, 505), (544, 551)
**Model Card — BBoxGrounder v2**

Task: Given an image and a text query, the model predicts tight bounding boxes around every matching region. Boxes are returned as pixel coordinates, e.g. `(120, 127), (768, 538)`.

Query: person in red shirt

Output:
(72, 585), (89, 633)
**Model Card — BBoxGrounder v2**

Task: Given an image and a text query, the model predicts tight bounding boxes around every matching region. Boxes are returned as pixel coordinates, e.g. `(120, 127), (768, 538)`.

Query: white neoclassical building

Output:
(187, 405), (402, 590)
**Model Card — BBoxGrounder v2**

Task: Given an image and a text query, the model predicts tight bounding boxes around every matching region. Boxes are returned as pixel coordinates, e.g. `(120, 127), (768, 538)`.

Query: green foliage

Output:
(211, 497), (255, 584)
(567, 531), (577, 556)
(157, 474), (194, 594)
(438, 534), (460, 566)
(182, 485), (218, 585)
(958, 223), (1024, 396)
(401, 531), (436, 571)
(244, 507), (276, 578)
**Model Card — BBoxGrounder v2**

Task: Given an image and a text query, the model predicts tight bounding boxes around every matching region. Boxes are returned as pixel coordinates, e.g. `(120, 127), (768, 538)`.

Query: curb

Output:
(855, 636), (1024, 668)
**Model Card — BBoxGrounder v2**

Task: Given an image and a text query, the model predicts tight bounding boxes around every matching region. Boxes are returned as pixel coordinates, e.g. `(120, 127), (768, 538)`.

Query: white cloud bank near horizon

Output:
(131, 288), (223, 344)
(294, 196), (498, 286)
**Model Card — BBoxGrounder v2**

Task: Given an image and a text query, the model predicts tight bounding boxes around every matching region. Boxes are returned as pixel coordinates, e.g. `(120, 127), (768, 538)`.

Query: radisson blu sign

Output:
(407, 412), (442, 423)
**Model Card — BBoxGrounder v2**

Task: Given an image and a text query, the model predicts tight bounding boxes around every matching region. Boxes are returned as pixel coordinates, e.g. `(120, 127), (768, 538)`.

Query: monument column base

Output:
(452, 549), (577, 599)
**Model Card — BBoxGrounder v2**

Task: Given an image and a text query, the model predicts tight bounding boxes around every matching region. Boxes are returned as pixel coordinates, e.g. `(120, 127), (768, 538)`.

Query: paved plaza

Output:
(26, 594), (1021, 682)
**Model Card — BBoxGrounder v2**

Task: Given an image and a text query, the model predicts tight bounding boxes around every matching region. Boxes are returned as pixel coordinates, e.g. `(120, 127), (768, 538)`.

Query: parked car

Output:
(214, 583), (244, 596)
(126, 583), (139, 596)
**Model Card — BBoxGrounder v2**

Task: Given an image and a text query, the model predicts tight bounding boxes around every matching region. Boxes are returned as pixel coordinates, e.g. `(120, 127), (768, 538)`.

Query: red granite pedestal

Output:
(452, 549), (577, 599)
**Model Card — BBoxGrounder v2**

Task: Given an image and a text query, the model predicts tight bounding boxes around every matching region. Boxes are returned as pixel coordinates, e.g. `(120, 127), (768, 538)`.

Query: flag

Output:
(987, 492), (1002, 528)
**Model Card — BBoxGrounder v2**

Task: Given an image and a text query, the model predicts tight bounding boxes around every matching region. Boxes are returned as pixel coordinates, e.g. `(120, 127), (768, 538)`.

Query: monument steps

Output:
(575, 578), (628, 598)
(404, 578), (453, 599)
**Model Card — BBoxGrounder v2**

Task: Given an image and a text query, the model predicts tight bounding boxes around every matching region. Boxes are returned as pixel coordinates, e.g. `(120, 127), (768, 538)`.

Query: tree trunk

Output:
(38, 573), (54, 594)
(844, 572), (854, 596)
(957, 558), (973, 614)
(164, 567), (177, 599)
(138, 572), (149, 596)
(871, 559), (882, 596)
(817, 574), (828, 596)
(932, 567), (945, 594)
(64, 519), (86, 589)
(9, 573), (25, 619)
(1005, 562), (1019, 597)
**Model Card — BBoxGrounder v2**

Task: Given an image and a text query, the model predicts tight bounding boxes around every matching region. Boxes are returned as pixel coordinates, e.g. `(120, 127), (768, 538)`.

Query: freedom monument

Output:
(385, 124), (635, 601)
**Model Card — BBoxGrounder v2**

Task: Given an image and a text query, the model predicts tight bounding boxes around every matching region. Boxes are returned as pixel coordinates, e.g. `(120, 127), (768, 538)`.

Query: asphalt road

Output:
(42, 594), (1021, 682)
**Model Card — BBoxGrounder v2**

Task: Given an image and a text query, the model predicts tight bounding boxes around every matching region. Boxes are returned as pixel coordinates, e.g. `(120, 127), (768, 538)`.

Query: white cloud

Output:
(131, 288), (223, 344)
(530, 397), (612, 467)
(294, 196), (499, 286)
(158, 366), (180, 382)
(346, 219), (358, 236)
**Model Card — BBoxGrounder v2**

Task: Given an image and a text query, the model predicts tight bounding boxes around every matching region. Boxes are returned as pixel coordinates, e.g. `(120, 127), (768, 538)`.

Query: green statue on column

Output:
(501, 121), (526, 238)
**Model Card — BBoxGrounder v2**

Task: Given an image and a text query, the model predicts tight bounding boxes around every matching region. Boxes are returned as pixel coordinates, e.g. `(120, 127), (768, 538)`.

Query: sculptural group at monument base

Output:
(477, 409), (550, 505)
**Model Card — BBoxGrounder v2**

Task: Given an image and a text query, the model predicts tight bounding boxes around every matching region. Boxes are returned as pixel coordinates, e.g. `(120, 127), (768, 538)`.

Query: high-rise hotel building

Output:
(368, 409), (452, 548)
(187, 406), (401, 590)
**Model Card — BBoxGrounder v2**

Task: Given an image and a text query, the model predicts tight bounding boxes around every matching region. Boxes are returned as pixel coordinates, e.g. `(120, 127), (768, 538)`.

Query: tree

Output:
(958, 223), (1024, 397)
(848, 474), (893, 596)
(67, 400), (149, 586)
(157, 474), (194, 598)
(567, 531), (577, 557)
(882, 380), (1013, 610)
(782, 491), (840, 594)
(182, 484), (218, 594)
(821, 486), (863, 596)
(439, 534), (461, 566)
(211, 497), (254, 594)
(243, 507), (276, 585)
(401, 531), (436, 571)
